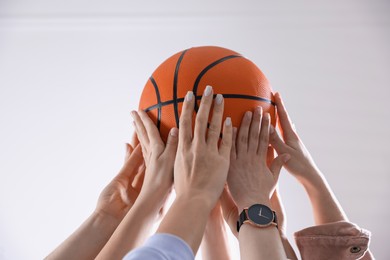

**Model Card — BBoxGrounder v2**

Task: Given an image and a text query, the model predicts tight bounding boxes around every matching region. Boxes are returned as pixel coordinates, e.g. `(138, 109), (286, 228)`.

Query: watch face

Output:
(247, 204), (274, 226)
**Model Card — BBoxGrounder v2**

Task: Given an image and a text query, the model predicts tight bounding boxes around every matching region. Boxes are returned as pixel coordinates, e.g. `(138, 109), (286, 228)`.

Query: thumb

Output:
(125, 143), (133, 162)
(270, 153), (290, 180)
(165, 128), (179, 157)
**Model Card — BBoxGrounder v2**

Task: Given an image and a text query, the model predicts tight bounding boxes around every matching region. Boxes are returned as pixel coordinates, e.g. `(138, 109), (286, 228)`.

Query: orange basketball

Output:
(139, 46), (276, 143)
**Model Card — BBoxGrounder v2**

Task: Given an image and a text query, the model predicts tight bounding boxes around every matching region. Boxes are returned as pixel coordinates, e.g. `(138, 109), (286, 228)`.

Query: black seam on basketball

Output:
(143, 94), (275, 112)
(149, 76), (162, 130)
(173, 50), (188, 128)
(193, 54), (242, 112)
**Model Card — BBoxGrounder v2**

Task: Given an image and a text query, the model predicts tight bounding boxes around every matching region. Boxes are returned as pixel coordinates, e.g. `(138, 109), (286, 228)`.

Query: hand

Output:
(269, 92), (321, 184)
(227, 107), (290, 212)
(131, 109), (178, 205)
(95, 133), (145, 221)
(174, 86), (233, 208)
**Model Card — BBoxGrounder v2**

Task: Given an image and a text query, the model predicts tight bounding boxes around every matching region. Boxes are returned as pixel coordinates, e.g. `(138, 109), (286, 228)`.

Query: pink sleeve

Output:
(294, 221), (373, 260)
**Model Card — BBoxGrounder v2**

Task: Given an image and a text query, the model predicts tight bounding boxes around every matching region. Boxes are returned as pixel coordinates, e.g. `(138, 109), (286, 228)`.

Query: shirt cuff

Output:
(123, 233), (194, 260)
(294, 221), (371, 260)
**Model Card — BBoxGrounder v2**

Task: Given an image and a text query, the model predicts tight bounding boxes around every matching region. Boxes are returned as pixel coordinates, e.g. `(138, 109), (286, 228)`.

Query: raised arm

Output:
(156, 85), (233, 255)
(201, 201), (232, 260)
(269, 92), (348, 224)
(227, 107), (289, 260)
(96, 108), (179, 260)
(45, 135), (145, 260)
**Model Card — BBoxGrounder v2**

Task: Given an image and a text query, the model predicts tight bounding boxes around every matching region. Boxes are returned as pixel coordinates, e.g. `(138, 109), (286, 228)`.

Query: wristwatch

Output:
(237, 204), (278, 232)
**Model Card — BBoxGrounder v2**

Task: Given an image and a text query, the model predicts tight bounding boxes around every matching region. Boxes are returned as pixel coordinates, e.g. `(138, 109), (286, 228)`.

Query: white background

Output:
(0, 1), (389, 259)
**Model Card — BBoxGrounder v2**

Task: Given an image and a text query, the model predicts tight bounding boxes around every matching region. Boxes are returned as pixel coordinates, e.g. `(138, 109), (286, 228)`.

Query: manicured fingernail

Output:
(245, 111), (252, 119)
(256, 106), (262, 115)
(265, 113), (270, 120)
(130, 110), (136, 119)
(186, 91), (193, 101)
(170, 127), (178, 137)
(204, 85), (213, 97)
(225, 117), (232, 126)
(215, 94), (223, 104)
(270, 125), (275, 134)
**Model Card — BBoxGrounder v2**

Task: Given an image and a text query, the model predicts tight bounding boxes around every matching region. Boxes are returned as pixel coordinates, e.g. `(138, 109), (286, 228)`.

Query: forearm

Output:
(239, 223), (286, 260)
(279, 233), (298, 260)
(237, 199), (286, 260)
(96, 191), (165, 260)
(301, 169), (348, 225)
(157, 193), (214, 255)
(201, 213), (232, 260)
(45, 211), (120, 260)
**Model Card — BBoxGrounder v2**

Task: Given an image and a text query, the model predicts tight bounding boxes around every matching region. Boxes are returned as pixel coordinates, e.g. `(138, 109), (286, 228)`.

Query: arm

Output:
(269, 92), (348, 224)
(271, 92), (374, 259)
(45, 138), (145, 260)
(96, 108), (179, 260)
(157, 86), (233, 254)
(270, 188), (298, 260)
(201, 202), (232, 260)
(227, 106), (289, 260)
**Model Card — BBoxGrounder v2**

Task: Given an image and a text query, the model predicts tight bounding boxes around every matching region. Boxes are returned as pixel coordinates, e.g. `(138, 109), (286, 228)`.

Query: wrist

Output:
(90, 210), (122, 233)
(237, 196), (271, 213)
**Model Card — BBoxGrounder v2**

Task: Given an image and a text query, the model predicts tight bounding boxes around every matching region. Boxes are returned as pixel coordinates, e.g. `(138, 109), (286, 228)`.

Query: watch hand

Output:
(258, 208), (262, 216)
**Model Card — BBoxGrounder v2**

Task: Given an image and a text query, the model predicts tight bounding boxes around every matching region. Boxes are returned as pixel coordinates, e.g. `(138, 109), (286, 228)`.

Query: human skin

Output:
(269, 92), (348, 225)
(227, 106), (289, 260)
(95, 108), (179, 260)
(201, 201), (232, 260)
(45, 135), (145, 260)
(157, 85), (233, 255)
(270, 92), (374, 259)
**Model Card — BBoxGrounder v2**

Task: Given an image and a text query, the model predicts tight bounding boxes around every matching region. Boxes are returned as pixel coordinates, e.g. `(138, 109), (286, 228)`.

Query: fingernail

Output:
(215, 94), (223, 104)
(170, 127), (178, 137)
(186, 91), (193, 101)
(130, 110), (136, 119)
(270, 125), (275, 134)
(256, 106), (262, 115)
(204, 85), (212, 97)
(225, 117), (232, 126)
(265, 113), (270, 120)
(245, 111), (252, 119)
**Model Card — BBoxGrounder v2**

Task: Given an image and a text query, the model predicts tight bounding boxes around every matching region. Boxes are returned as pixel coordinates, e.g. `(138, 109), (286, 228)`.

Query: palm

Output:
(95, 143), (145, 221)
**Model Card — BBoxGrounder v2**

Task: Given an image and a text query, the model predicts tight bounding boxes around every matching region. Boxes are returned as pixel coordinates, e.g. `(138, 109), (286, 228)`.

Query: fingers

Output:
(257, 112), (271, 159)
(269, 154), (290, 180)
(130, 132), (139, 150)
(219, 117), (233, 157)
(207, 94), (225, 146)
(131, 111), (149, 148)
(165, 127), (179, 159)
(248, 106), (262, 153)
(269, 125), (289, 155)
(179, 91), (195, 148)
(125, 143), (132, 162)
(194, 85), (214, 143)
(237, 111), (253, 154)
(118, 144), (144, 179)
(275, 92), (297, 141)
(230, 127), (238, 160)
(137, 110), (164, 147)
(266, 146), (275, 168)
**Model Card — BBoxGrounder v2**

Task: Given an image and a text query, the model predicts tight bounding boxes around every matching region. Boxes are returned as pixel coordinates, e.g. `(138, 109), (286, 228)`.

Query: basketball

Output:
(138, 46), (276, 143)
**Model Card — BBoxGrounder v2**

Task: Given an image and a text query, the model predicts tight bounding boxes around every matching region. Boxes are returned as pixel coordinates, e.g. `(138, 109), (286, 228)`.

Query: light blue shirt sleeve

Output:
(123, 233), (194, 260)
